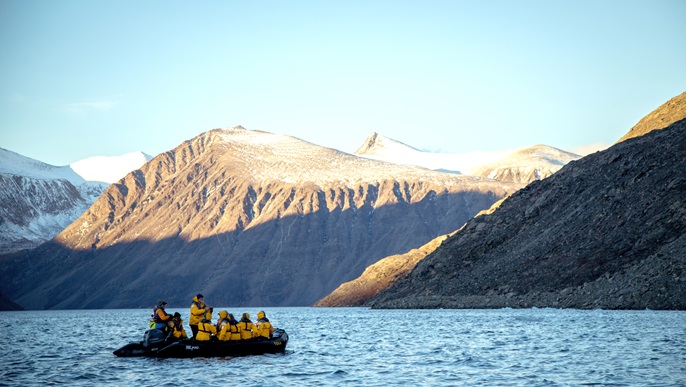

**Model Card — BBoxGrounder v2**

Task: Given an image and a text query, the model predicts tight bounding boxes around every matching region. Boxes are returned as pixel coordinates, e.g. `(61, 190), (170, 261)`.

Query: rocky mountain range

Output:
(355, 132), (580, 183)
(0, 149), (150, 254)
(0, 127), (519, 309)
(318, 91), (686, 309)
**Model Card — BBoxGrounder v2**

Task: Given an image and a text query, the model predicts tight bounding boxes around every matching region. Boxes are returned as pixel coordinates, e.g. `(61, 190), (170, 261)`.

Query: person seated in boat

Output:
(189, 294), (209, 340)
(238, 312), (257, 340)
(218, 313), (240, 341)
(196, 308), (217, 341)
(255, 310), (274, 339)
(215, 310), (230, 332)
(151, 299), (171, 332)
(169, 312), (188, 341)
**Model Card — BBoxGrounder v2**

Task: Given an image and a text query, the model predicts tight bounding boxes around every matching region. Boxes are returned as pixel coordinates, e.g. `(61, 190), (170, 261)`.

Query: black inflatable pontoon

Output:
(113, 328), (288, 358)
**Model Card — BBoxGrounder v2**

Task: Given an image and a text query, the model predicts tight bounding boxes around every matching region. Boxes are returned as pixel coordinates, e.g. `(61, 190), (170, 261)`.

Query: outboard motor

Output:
(143, 329), (166, 348)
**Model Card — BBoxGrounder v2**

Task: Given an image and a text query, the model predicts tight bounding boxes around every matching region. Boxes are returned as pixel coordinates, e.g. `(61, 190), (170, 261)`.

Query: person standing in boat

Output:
(238, 312), (257, 340)
(196, 308), (217, 341)
(189, 294), (209, 340)
(218, 313), (240, 341)
(255, 310), (274, 339)
(169, 312), (188, 340)
(152, 300), (172, 332)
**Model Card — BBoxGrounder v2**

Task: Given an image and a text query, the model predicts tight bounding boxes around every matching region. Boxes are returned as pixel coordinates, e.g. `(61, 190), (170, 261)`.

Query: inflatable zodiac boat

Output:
(114, 328), (288, 358)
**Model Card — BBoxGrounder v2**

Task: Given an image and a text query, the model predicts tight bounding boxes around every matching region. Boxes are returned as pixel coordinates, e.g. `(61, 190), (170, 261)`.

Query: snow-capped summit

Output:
(354, 132), (580, 183)
(355, 132), (509, 174)
(71, 151), (152, 184)
(0, 147), (86, 184)
(214, 127), (490, 186)
(355, 132), (421, 155)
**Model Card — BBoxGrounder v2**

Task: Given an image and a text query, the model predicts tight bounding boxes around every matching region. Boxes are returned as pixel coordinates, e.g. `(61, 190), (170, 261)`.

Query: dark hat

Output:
(157, 299), (167, 306)
(173, 312), (181, 318)
(196, 294), (204, 299)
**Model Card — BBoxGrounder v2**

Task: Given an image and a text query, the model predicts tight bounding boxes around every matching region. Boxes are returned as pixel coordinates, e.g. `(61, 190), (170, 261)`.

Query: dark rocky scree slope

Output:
(368, 119), (686, 310)
(0, 128), (516, 309)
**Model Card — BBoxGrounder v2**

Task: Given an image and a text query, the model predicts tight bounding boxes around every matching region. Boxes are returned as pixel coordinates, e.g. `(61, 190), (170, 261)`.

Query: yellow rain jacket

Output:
(196, 312), (216, 341)
(171, 318), (188, 339)
(255, 311), (274, 339)
(219, 314), (240, 341)
(215, 310), (229, 332)
(189, 296), (206, 326)
(238, 313), (256, 340)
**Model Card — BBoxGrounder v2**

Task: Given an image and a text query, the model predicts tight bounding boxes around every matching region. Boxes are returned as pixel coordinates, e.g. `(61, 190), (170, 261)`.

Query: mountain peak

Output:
(355, 132), (419, 155)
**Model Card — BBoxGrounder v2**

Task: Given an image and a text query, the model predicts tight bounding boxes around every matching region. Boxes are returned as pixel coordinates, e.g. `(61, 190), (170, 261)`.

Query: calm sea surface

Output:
(0, 307), (684, 386)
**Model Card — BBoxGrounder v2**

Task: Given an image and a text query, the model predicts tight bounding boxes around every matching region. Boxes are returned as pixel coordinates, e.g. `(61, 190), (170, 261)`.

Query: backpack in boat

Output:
(143, 329), (166, 348)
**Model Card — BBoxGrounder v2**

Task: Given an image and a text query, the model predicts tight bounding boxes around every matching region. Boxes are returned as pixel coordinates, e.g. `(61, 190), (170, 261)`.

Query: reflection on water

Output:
(0, 308), (684, 385)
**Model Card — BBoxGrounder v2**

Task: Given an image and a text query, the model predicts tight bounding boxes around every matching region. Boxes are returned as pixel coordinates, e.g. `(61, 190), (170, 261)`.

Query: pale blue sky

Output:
(1, 0), (685, 166)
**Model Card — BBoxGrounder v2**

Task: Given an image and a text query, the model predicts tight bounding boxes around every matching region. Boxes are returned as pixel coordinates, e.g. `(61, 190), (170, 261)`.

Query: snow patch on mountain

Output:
(354, 132), (509, 175)
(0, 147), (85, 184)
(216, 127), (491, 186)
(354, 132), (580, 182)
(70, 151), (152, 184)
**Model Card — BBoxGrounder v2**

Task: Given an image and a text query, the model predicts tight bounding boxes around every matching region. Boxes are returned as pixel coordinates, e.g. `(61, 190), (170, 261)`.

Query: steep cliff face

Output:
(368, 119), (686, 310)
(0, 127), (519, 309)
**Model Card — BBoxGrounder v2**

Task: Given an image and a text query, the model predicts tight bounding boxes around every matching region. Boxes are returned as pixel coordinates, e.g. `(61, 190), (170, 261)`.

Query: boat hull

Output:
(114, 328), (288, 358)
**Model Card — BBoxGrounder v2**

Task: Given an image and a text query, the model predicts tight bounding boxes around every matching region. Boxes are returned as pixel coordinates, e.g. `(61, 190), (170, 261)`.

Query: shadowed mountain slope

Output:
(368, 119), (686, 310)
(0, 127), (519, 309)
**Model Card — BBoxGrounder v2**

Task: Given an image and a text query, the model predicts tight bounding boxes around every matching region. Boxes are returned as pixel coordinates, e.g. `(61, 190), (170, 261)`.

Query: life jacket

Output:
(189, 297), (206, 325)
(199, 321), (212, 332)
(256, 317), (273, 338)
(152, 306), (168, 323)
(196, 318), (217, 341)
(216, 318), (229, 331)
(172, 318), (183, 330)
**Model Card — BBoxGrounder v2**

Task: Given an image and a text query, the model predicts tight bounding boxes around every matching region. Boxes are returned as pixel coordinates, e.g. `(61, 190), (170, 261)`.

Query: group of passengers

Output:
(150, 294), (274, 342)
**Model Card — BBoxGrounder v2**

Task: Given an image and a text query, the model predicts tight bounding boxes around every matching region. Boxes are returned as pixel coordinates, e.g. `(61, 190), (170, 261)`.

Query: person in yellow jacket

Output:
(196, 309), (217, 341)
(255, 310), (274, 339)
(237, 313), (256, 340)
(215, 310), (230, 332)
(189, 294), (208, 340)
(169, 312), (188, 340)
(218, 313), (240, 341)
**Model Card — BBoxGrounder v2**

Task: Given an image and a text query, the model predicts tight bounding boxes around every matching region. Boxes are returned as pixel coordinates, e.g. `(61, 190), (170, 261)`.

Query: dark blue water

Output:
(0, 308), (684, 385)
